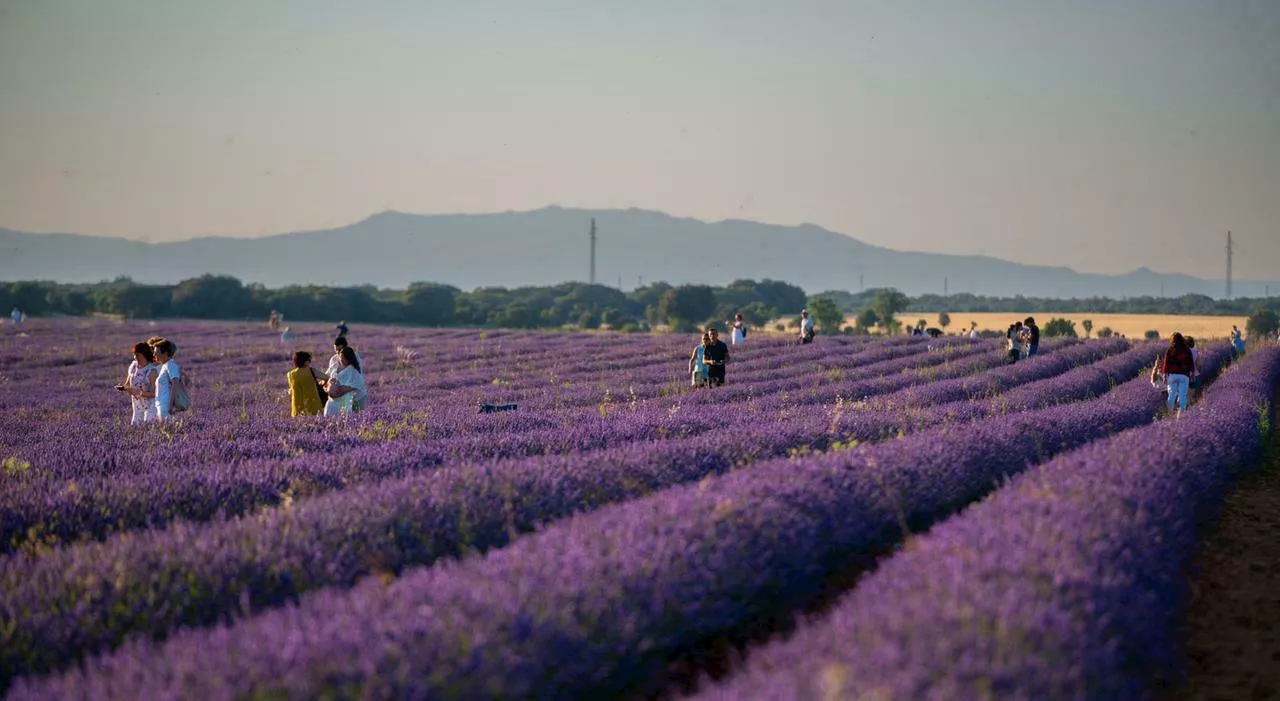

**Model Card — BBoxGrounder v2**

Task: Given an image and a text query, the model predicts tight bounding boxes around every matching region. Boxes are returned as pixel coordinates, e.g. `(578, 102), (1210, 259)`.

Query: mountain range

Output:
(1, 207), (1272, 298)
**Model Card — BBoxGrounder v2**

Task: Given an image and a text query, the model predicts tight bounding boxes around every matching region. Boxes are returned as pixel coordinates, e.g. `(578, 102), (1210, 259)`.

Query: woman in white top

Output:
(119, 341), (159, 425)
(324, 346), (366, 416)
(730, 313), (746, 345)
(151, 338), (181, 422)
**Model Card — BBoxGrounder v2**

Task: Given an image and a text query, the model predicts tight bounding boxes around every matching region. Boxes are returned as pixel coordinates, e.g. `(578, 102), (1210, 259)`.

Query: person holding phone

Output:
(118, 342), (159, 425)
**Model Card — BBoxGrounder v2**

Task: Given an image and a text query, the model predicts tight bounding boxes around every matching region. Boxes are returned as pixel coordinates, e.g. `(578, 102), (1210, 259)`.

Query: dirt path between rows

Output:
(1165, 391), (1280, 701)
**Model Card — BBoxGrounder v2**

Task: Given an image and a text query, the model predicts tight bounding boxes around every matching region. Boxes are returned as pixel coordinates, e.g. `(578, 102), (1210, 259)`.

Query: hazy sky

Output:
(1, 0), (1278, 279)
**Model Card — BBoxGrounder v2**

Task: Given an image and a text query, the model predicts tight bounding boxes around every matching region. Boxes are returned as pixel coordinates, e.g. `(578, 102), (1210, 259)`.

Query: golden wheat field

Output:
(908, 312), (1247, 339)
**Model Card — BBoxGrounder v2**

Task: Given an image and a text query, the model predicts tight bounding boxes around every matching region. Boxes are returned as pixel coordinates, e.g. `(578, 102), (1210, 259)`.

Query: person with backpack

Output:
(730, 313), (747, 345)
(1161, 332), (1195, 417)
(150, 338), (186, 421)
(287, 351), (326, 416)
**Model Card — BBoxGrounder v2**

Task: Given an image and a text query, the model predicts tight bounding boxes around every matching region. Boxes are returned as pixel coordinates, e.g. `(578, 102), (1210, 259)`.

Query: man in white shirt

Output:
(799, 310), (815, 344)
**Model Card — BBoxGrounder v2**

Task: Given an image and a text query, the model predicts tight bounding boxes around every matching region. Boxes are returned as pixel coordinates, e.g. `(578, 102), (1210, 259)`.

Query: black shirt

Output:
(1027, 323), (1039, 345)
(703, 340), (729, 364)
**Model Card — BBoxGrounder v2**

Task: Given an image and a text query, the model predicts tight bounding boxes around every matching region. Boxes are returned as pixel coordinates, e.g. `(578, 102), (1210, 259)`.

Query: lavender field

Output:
(0, 318), (1274, 700)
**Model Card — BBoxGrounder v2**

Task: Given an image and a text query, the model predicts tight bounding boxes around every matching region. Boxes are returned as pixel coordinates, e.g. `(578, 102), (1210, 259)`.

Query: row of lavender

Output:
(0, 339), (1162, 685)
(696, 345), (1280, 700)
(3, 342), (1235, 699)
(0, 338), (1105, 555)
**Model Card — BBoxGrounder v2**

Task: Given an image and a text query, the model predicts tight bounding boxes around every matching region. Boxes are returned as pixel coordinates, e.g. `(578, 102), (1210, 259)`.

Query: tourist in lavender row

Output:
(287, 351), (326, 417)
(151, 339), (182, 422)
(324, 337), (364, 387)
(799, 310), (815, 344)
(9, 306), (21, 325)
(689, 331), (710, 388)
(1006, 322), (1023, 364)
(1231, 325), (1246, 355)
(118, 342), (158, 425)
(703, 327), (729, 386)
(730, 313), (746, 345)
(279, 326), (295, 345)
(324, 346), (366, 416)
(1023, 316), (1040, 356)
(1186, 336), (1202, 388)
(1161, 332), (1195, 417)
(335, 319), (349, 338)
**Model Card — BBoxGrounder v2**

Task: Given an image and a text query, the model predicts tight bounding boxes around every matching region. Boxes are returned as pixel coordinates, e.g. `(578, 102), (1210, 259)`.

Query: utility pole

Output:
(589, 218), (597, 285)
(1225, 231), (1233, 299)
(617, 274), (622, 290)
(859, 273), (864, 290)
(944, 277), (949, 296)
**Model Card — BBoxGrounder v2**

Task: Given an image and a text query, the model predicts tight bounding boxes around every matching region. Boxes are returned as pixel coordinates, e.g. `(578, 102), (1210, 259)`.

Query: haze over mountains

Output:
(1, 207), (1272, 299)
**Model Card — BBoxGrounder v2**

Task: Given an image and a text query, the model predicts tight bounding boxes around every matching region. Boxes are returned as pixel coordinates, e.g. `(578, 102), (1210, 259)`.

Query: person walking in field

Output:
(10, 306), (21, 325)
(335, 320), (349, 338)
(689, 331), (711, 388)
(799, 310), (815, 344)
(1161, 332), (1195, 417)
(118, 341), (159, 425)
(1231, 325), (1246, 355)
(730, 313), (746, 345)
(150, 338), (183, 422)
(1186, 337), (1202, 388)
(703, 327), (729, 386)
(1023, 317), (1040, 357)
(324, 346), (366, 416)
(287, 351), (326, 416)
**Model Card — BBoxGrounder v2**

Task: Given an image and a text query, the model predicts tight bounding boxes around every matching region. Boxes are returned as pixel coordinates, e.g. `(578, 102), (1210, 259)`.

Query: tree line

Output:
(4, 276), (1277, 336)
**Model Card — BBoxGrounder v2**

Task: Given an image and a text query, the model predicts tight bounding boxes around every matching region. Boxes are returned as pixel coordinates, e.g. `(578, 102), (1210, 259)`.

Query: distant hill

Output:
(1, 207), (1272, 298)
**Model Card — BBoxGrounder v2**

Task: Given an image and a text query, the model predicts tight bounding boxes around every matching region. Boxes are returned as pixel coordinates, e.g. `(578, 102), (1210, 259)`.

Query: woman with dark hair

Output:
(118, 342), (158, 424)
(689, 331), (711, 388)
(287, 351), (325, 417)
(324, 345), (366, 416)
(1161, 332), (1195, 416)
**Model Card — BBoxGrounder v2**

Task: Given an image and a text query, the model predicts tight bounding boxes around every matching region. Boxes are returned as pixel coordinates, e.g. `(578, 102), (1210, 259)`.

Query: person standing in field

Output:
(119, 341), (159, 425)
(1161, 332), (1195, 417)
(287, 351), (325, 416)
(1023, 317), (1040, 356)
(799, 310), (815, 344)
(689, 331), (711, 388)
(703, 327), (729, 386)
(150, 338), (182, 422)
(324, 346), (366, 416)
(1231, 325), (1246, 355)
(730, 313), (746, 345)
(1006, 322), (1022, 364)
(335, 320), (349, 338)
(10, 306), (21, 325)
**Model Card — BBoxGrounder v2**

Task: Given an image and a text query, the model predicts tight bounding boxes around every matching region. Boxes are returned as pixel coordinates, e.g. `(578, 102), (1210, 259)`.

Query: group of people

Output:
(286, 335), (368, 416)
(1005, 317), (1041, 363)
(117, 336), (184, 424)
(1152, 332), (1202, 416)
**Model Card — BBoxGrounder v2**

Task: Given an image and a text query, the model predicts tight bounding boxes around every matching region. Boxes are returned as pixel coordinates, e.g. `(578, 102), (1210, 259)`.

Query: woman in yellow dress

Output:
(287, 351), (325, 416)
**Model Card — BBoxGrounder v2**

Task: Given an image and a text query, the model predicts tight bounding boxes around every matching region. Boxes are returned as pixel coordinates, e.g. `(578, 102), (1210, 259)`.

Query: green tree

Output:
(937, 312), (951, 330)
(806, 297), (845, 334)
(871, 289), (909, 330)
(1246, 307), (1280, 338)
(856, 307), (879, 332)
(170, 275), (256, 319)
(1096, 326), (1114, 338)
(403, 282), (459, 326)
(1082, 319), (1093, 338)
(1043, 318), (1078, 338)
(658, 285), (717, 332)
(1144, 329), (1161, 341)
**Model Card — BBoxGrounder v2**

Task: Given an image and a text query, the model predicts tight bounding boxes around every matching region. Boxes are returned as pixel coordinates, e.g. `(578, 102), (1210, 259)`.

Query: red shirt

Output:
(1162, 347), (1195, 376)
